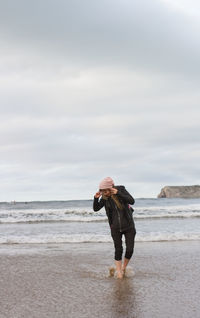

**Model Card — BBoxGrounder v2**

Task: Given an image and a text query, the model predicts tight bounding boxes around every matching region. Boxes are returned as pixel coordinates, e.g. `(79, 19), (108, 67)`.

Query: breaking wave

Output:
(1, 232), (200, 244)
(0, 207), (200, 223)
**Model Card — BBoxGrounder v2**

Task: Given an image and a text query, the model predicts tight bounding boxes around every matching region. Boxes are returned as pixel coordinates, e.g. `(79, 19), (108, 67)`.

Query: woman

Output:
(93, 177), (136, 279)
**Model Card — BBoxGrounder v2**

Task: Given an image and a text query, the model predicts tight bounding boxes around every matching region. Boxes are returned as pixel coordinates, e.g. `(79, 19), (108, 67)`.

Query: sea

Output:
(0, 198), (200, 245)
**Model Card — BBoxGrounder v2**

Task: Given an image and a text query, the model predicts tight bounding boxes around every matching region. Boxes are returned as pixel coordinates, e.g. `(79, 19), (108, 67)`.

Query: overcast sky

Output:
(0, 0), (200, 201)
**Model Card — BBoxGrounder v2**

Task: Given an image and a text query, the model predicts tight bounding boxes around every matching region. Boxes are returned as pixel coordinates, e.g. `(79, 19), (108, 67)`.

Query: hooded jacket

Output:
(93, 185), (135, 232)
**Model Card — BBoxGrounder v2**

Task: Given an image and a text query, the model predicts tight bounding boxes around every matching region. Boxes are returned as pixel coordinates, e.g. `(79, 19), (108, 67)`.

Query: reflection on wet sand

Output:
(110, 278), (138, 318)
(0, 242), (200, 318)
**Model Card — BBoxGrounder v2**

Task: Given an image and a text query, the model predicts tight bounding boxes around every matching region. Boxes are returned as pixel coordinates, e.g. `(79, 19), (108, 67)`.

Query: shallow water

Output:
(0, 241), (199, 318)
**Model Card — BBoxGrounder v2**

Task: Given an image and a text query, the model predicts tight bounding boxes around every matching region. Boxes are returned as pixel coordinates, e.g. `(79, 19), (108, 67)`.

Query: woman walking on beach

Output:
(93, 177), (136, 279)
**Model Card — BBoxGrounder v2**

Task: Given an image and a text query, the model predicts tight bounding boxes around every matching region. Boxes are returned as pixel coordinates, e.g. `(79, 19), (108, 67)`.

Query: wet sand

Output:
(0, 241), (199, 318)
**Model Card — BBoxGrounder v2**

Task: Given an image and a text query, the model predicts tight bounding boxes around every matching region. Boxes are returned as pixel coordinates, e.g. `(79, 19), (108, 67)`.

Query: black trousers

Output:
(110, 225), (136, 261)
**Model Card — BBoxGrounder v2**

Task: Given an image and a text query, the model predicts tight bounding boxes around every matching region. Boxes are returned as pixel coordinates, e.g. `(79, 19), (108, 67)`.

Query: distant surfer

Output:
(93, 177), (136, 279)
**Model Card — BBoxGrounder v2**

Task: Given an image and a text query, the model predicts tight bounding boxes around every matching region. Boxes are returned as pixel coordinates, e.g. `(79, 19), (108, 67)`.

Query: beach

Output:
(0, 241), (199, 318)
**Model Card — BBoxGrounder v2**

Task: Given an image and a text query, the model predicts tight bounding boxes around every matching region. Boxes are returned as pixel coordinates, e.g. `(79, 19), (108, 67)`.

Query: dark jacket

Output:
(93, 185), (135, 232)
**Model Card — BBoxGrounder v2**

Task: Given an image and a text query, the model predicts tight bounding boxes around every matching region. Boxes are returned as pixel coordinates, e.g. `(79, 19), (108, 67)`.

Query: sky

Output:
(0, 0), (200, 201)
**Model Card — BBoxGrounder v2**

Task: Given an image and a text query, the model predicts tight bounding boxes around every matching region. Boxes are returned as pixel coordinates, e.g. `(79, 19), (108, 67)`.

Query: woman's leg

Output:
(115, 260), (123, 279)
(122, 257), (130, 273)
(122, 225), (136, 273)
(111, 228), (123, 278)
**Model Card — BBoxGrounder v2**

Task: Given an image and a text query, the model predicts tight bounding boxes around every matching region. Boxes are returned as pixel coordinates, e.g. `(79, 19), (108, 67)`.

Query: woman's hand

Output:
(110, 188), (118, 195)
(94, 191), (101, 198)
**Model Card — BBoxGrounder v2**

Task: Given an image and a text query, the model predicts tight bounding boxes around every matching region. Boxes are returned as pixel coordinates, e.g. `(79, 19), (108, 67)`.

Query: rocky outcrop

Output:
(157, 185), (200, 198)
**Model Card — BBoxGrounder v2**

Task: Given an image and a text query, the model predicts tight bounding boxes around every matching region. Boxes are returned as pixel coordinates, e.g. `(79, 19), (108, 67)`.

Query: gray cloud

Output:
(0, 0), (200, 200)
(0, 0), (200, 76)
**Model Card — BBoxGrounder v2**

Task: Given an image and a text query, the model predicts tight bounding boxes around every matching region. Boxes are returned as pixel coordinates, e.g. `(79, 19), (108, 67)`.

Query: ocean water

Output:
(0, 198), (200, 244)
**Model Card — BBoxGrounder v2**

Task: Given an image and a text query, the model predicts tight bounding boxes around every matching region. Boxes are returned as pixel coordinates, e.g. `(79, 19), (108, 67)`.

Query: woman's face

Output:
(100, 188), (111, 197)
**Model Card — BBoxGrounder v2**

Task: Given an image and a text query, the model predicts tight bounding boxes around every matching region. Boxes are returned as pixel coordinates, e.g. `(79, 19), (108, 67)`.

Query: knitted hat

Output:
(99, 177), (114, 190)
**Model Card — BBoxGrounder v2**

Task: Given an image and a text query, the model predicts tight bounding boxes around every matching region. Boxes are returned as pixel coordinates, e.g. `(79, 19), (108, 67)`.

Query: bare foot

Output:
(109, 267), (116, 277)
(116, 270), (123, 279)
(122, 267), (126, 277)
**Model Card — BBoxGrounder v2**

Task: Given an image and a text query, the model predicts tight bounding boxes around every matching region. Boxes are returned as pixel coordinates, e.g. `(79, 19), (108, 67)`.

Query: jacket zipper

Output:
(116, 208), (122, 232)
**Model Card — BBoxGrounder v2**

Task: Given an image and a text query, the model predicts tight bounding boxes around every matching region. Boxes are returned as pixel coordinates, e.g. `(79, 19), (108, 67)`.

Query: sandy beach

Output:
(0, 241), (199, 318)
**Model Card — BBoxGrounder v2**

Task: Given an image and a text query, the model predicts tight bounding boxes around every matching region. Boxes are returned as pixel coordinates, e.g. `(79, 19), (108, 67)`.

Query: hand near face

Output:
(110, 188), (118, 195)
(94, 191), (101, 198)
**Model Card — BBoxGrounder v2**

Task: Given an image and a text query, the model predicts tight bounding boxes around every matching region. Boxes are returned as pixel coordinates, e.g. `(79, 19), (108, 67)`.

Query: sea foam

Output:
(1, 207), (200, 223)
(0, 232), (199, 244)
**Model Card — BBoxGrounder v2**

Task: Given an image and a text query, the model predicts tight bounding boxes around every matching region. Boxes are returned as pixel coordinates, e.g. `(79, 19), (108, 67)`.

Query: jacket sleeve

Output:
(116, 186), (135, 205)
(93, 197), (105, 211)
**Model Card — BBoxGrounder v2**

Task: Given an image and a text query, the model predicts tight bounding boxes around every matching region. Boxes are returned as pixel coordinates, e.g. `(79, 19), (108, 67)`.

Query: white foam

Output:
(134, 211), (200, 219)
(135, 203), (200, 219)
(0, 208), (106, 223)
(135, 232), (200, 242)
(0, 234), (112, 244)
(0, 232), (199, 244)
(1, 207), (200, 223)
(136, 203), (200, 211)
(124, 267), (135, 278)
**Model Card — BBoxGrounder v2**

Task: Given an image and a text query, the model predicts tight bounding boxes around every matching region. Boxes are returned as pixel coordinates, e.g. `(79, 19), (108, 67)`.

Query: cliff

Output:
(157, 185), (200, 198)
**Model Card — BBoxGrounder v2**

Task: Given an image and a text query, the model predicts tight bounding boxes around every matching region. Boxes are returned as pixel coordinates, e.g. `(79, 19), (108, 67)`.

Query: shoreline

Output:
(0, 241), (200, 318)
(0, 239), (200, 253)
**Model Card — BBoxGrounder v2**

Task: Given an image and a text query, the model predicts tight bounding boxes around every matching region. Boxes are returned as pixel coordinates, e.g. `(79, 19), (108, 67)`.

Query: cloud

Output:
(160, 0), (200, 17)
(0, 0), (200, 76)
(0, 0), (199, 200)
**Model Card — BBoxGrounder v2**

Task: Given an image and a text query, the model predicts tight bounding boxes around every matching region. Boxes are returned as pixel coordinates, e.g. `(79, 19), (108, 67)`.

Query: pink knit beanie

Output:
(99, 177), (114, 190)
